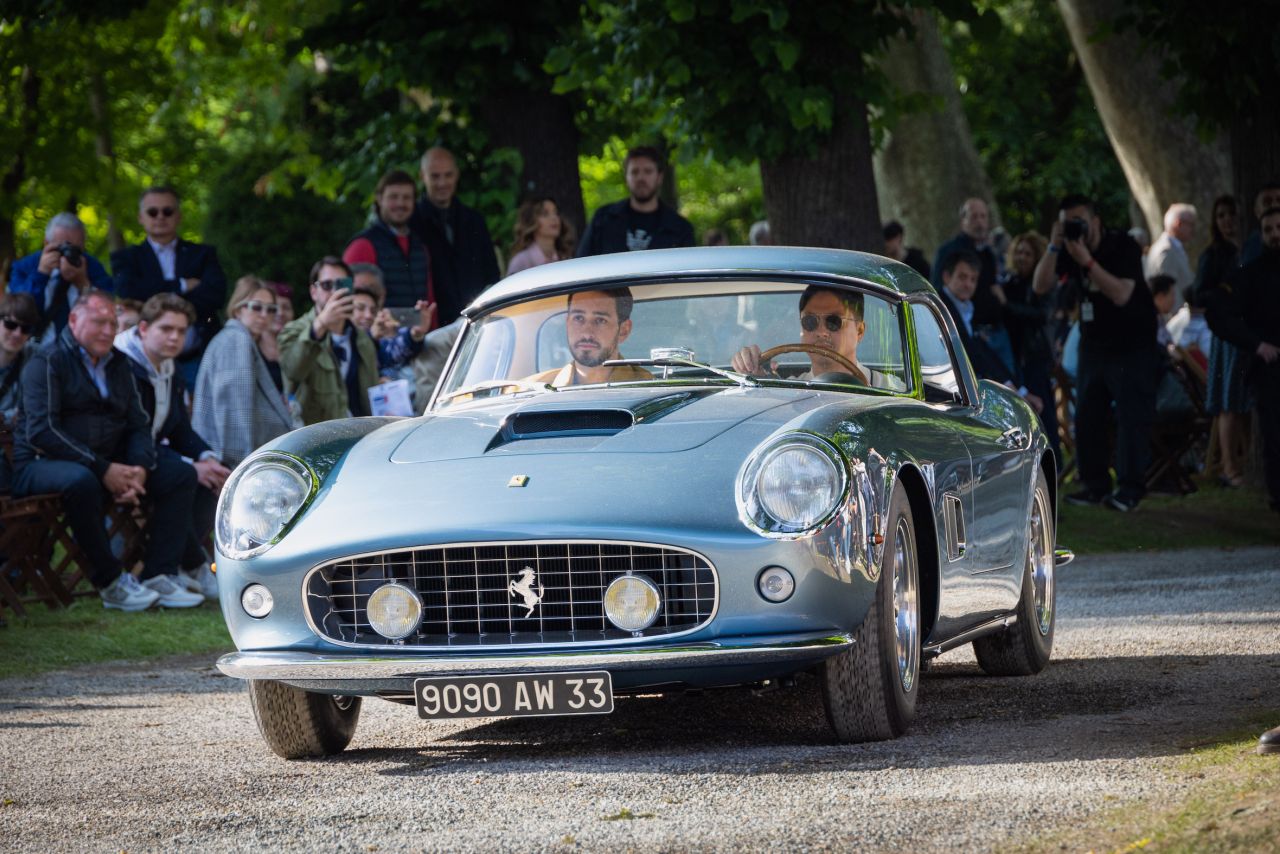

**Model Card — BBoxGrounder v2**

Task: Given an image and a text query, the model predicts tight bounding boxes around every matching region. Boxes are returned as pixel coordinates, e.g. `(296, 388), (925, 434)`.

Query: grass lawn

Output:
(1023, 715), (1280, 854)
(0, 598), (231, 681)
(1058, 479), (1280, 554)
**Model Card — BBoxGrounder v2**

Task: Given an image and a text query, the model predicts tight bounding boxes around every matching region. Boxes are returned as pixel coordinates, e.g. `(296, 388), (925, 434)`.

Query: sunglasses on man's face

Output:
(315, 277), (353, 292)
(800, 313), (857, 333)
(238, 299), (279, 315)
(1, 317), (33, 335)
(145, 207), (176, 219)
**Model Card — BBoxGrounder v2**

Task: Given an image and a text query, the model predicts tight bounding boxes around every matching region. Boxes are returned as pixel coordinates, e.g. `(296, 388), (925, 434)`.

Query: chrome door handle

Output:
(997, 427), (1025, 449)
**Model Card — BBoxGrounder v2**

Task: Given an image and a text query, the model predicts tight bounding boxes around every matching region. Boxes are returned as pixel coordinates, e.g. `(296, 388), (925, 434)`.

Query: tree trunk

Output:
(87, 71), (126, 253)
(1056, 0), (1231, 243)
(1, 65), (41, 284)
(760, 96), (881, 250)
(872, 9), (998, 259)
(474, 89), (586, 240)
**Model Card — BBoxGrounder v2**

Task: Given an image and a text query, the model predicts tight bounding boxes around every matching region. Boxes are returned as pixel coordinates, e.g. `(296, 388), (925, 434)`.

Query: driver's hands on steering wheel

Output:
(731, 344), (772, 376)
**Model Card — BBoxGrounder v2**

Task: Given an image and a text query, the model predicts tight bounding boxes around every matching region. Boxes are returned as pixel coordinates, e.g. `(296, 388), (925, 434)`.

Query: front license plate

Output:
(414, 671), (614, 720)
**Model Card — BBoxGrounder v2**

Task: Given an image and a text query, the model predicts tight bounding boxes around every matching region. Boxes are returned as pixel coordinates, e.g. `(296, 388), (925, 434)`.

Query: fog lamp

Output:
(366, 583), (423, 640)
(241, 584), (273, 618)
(603, 574), (661, 632)
(757, 567), (795, 603)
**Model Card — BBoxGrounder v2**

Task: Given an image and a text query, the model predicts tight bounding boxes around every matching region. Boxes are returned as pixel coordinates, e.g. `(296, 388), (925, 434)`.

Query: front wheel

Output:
(248, 679), (362, 759)
(820, 483), (920, 742)
(973, 467), (1056, 675)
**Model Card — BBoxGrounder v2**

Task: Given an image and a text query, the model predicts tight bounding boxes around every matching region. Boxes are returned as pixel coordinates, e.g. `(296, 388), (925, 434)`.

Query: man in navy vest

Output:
(344, 170), (436, 322)
(111, 186), (227, 389)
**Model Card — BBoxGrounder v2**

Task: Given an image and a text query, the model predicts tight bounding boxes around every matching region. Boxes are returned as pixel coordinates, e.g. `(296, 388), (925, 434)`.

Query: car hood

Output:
(390, 386), (819, 462)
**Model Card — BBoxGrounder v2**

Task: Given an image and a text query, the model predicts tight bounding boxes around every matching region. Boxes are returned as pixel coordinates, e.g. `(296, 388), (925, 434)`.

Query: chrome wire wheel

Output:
(1029, 486), (1054, 636)
(892, 517), (920, 693)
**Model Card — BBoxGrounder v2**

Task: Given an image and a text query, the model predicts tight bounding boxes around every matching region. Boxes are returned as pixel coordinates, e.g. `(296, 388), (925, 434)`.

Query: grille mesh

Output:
(306, 541), (717, 648)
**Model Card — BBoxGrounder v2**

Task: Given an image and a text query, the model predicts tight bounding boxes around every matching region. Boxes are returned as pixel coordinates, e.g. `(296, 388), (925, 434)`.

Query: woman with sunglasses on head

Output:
(507, 197), (575, 276)
(191, 275), (293, 469)
(0, 293), (39, 426)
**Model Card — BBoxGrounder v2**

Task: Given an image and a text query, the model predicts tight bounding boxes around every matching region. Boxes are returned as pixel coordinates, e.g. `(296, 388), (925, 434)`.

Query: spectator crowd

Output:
(1, 140), (1278, 616)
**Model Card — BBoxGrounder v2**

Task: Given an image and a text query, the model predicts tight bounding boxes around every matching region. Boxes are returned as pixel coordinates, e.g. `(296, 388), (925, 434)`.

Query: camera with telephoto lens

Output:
(1062, 218), (1089, 242)
(57, 242), (84, 267)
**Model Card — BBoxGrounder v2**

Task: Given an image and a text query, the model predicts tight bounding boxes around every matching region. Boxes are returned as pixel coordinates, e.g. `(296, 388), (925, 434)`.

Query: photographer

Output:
(7, 212), (113, 342)
(1034, 194), (1157, 511)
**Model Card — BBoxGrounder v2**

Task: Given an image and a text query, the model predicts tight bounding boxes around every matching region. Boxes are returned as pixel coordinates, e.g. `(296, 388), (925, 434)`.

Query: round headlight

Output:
(216, 454), (314, 559)
(366, 583), (424, 640)
(603, 574), (661, 632)
(738, 434), (847, 537)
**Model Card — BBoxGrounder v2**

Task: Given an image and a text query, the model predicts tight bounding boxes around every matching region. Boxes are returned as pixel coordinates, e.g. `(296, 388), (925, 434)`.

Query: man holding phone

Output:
(1033, 194), (1157, 512)
(278, 256), (378, 425)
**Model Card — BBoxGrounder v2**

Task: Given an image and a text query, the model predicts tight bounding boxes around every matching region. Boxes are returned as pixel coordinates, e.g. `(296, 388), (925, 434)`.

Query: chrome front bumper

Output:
(217, 631), (854, 682)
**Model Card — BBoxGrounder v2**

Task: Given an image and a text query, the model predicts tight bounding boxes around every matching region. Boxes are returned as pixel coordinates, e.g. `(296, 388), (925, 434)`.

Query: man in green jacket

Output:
(278, 256), (379, 424)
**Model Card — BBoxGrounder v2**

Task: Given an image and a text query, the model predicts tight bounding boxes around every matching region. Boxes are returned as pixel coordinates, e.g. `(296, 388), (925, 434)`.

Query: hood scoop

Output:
(487, 409), (634, 451)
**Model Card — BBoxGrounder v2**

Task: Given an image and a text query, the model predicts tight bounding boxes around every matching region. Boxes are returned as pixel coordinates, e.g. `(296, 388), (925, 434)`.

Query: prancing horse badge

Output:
(508, 475), (530, 487)
(509, 567), (545, 617)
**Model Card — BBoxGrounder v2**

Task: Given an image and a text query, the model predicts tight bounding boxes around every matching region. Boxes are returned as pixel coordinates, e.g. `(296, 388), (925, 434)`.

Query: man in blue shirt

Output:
(7, 212), (113, 343)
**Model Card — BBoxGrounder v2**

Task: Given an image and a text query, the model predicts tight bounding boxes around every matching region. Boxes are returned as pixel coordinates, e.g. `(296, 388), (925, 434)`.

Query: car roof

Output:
(467, 246), (934, 316)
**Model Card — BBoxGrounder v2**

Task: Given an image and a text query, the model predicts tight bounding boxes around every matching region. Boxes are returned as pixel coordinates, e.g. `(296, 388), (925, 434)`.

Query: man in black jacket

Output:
(116, 293), (231, 598)
(111, 186), (227, 388)
(410, 148), (500, 325)
(576, 146), (695, 259)
(12, 291), (200, 610)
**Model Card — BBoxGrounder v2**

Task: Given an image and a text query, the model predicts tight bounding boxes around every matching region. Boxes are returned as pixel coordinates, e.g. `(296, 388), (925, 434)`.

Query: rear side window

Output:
(911, 304), (964, 404)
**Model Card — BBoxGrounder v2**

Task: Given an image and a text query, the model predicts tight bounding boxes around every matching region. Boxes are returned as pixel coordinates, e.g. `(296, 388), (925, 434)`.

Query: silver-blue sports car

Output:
(214, 247), (1071, 758)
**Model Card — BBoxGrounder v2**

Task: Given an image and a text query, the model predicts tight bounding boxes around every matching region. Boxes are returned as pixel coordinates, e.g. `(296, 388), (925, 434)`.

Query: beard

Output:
(629, 185), (657, 204)
(572, 336), (617, 368)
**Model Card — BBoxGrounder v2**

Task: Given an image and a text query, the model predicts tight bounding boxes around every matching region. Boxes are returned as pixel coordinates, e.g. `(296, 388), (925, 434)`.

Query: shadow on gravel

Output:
(336, 652), (1280, 777)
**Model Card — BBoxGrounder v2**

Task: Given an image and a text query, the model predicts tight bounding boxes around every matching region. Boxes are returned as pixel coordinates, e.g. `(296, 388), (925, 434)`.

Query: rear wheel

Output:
(973, 467), (1055, 675)
(248, 679), (361, 759)
(821, 484), (920, 742)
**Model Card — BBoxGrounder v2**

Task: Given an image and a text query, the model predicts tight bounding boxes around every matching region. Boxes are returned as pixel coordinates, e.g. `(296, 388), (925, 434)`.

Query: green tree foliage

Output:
(943, 0), (1129, 236)
(549, 0), (920, 165)
(202, 148), (363, 296)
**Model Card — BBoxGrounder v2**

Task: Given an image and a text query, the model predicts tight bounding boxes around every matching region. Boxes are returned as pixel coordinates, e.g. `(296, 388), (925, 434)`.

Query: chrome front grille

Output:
(305, 541), (718, 648)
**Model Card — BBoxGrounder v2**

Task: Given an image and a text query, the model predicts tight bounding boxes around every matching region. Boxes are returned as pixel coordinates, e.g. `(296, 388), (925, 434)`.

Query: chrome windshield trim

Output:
(217, 632), (854, 680)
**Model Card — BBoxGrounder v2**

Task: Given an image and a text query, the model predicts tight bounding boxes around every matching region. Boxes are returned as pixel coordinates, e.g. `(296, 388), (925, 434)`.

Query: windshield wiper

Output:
(438, 379), (557, 402)
(603, 357), (759, 388)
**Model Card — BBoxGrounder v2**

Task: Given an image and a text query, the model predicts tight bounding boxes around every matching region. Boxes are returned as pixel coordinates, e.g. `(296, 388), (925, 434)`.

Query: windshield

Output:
(434, 280), (909, 408)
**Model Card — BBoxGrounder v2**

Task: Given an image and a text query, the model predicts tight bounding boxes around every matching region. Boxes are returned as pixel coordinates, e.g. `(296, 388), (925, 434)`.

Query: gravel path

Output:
(2, 546), (1278, 852)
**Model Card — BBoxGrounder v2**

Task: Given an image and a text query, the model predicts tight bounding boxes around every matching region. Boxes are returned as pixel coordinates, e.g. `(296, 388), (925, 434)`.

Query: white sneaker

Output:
(101, 572), (161, 612)
(142, 574), (205, 608)
(186, 562), (218, 599)
(175, 571), (202, 594)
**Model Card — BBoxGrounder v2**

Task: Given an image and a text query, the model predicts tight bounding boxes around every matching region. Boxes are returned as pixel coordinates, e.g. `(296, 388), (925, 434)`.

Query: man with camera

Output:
(1034, 194), (1157, 511)
(7, 212), (113, 343)
(277, 256), (378, 425)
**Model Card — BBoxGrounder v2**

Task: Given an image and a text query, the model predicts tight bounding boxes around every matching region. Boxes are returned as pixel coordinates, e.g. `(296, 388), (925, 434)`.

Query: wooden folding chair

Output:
(1145, 348), (1212, 495)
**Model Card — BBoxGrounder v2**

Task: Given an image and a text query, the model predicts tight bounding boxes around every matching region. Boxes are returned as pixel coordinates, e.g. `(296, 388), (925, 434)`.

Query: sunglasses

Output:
(237, 299), (279, 315)
(315, 277), (353, 292)
(145, 207), (176, 218)
(801, 313), (858, 333)
(1, 317), (33, 335)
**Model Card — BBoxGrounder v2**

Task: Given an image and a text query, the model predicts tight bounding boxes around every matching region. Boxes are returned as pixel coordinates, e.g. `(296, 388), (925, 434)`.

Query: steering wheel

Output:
(759, 343), (869, 386)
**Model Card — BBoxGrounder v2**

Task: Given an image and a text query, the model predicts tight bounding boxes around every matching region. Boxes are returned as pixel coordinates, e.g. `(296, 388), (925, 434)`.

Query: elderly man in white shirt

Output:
(1146, 203), (1197, 314)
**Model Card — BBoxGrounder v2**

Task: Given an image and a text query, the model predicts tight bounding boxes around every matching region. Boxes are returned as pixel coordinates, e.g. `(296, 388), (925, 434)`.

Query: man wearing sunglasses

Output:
(732, 286), (900, 389)
(0, 293), (40, 427)
(111, 185), (227, 388)
(8, 212), (113, 344)
(278, 256), (378, 424)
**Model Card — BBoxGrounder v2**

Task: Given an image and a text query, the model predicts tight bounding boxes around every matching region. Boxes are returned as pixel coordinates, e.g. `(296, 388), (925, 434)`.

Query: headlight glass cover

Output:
(737, 433), (847, 537)
(216, 453), (315, 559)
